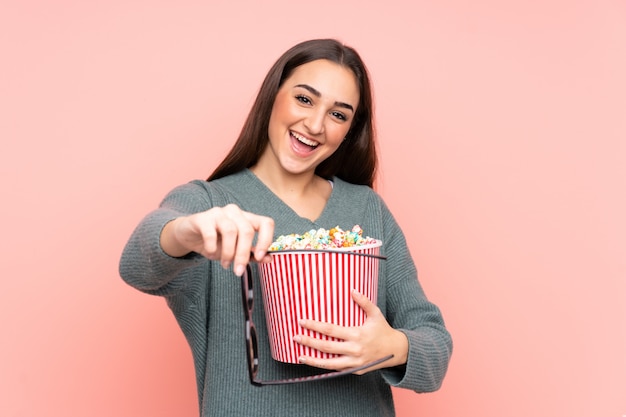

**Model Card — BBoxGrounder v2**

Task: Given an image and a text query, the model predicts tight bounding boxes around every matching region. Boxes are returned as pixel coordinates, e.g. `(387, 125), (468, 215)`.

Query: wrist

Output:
(391, 329), (409, 367)
(160, 217), (191, 257)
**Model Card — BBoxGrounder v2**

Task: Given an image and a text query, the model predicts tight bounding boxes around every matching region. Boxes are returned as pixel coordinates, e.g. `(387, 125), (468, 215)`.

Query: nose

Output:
(303, 109), (325, 135)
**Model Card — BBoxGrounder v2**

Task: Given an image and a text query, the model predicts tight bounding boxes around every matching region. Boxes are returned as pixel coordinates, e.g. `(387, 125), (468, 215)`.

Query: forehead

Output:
(283, 59), (360, 106)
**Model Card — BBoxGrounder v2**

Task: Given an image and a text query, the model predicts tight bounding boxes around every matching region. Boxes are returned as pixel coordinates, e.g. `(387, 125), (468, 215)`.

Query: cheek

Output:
(269, 92), (294, 123)
(267, 104), (285, 139)
(327, 123), (351, 144)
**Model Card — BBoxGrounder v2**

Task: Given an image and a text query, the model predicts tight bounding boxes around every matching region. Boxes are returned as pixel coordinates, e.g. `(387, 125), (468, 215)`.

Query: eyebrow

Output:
(294, 84), (355, 112)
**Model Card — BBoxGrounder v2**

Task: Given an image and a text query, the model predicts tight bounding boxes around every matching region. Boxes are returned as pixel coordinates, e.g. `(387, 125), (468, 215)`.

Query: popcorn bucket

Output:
(257, 241), (383, 364)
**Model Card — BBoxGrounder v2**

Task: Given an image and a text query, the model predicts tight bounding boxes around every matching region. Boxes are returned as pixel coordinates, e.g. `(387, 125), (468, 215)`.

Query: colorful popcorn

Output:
(269, 225), (378, 250)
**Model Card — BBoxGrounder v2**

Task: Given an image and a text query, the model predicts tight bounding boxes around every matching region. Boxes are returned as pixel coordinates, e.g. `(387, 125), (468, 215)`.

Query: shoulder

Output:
(332, 177), (385, 208)
(332, 177), (406, 246)
(174, 170), (252, 199)
(333, 177), (375, 194)
(158, 172), (248, 214)
(173, 170), (264, 210)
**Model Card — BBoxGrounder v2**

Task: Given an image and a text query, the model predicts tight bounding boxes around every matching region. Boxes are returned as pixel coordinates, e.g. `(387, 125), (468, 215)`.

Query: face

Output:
(259, 59), (360, 178)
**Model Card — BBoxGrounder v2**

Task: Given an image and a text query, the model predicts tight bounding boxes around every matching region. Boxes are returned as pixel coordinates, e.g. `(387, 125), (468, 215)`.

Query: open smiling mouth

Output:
(290, 131), (319, 150)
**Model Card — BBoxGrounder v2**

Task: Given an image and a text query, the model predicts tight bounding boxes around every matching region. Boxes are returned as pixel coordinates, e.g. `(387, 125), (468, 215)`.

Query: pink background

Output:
(1, 1), (624, 416)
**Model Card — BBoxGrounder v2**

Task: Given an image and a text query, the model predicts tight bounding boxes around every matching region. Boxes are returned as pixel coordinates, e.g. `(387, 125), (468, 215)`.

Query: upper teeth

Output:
(292, 132), (318, 147)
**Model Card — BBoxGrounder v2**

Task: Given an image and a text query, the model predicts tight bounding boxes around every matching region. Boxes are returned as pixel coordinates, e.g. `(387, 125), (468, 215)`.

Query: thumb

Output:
(351, 289), (380, 318)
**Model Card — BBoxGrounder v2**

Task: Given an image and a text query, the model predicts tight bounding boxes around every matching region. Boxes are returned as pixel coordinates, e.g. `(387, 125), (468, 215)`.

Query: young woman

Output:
(120, 38), (452, 416)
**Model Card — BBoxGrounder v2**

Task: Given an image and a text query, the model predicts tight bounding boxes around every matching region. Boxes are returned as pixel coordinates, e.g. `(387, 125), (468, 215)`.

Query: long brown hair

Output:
(208, 39), (377, 187)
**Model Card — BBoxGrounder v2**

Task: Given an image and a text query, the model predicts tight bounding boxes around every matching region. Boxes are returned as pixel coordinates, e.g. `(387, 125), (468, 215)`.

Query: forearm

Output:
(381, 283), (452, 392)
(377, 205), (453, 391)
(119, 208), (204, 294)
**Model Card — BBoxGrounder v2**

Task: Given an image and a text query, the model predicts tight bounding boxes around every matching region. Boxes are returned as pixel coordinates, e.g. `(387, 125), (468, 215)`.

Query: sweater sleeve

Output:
(118, 181), (213, 296)
(377, 200), (453, 393)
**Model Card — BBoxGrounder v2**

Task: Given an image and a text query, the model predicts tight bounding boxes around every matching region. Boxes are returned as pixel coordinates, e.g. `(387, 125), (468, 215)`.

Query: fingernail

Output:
(234, 264), (245, 276)
(298, 357), (306, 364)
(293, 335), (301, 343)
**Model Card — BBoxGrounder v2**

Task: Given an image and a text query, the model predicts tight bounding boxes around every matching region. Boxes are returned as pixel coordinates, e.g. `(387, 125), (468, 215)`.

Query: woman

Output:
(120, 38), (452, 416)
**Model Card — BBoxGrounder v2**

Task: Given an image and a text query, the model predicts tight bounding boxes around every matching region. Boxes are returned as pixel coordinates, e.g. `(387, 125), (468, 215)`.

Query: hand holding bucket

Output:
(257, 242), (384, 364)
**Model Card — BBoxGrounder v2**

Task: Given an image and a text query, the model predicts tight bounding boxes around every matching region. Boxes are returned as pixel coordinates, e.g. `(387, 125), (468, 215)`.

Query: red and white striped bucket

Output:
(258, 241), (382, 364)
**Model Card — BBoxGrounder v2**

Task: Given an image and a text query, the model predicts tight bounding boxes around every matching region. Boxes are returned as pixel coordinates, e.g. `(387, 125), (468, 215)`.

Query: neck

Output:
(249, 165), (332, 221)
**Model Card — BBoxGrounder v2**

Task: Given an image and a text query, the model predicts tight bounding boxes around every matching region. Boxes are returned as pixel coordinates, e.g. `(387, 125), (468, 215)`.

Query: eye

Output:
(296, 95), (312, 105)
(331, 111), (348, 122)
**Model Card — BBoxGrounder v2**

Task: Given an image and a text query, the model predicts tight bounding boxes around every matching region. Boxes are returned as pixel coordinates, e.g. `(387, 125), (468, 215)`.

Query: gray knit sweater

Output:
(119, 169), (452, 417)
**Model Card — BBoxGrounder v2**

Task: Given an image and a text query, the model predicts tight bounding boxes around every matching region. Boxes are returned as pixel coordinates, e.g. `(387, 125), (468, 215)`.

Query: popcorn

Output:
(269, 225), (377, 250)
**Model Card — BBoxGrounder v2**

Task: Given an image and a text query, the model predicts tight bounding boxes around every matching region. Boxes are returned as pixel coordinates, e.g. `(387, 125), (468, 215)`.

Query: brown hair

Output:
(208, 39), (377, 187)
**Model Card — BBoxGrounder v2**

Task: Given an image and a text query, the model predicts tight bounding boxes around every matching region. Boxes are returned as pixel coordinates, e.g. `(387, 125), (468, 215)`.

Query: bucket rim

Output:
(266, 240), (385, 260)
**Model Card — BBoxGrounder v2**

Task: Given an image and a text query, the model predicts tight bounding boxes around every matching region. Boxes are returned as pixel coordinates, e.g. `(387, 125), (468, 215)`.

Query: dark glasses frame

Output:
(241, 249), (393, 386)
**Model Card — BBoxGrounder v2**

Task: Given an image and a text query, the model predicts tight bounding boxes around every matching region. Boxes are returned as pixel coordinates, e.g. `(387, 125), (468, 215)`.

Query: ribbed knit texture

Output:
(119, 169), (452, 417)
